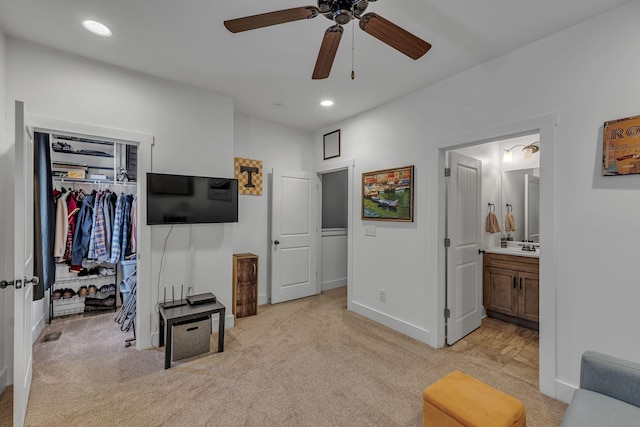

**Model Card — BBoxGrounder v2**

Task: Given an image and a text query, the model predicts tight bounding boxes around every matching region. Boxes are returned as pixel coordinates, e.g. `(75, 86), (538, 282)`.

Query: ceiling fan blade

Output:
(312, 25), (343, 80)
(224, 6), (320, 33)
(359, 13), (431, 60)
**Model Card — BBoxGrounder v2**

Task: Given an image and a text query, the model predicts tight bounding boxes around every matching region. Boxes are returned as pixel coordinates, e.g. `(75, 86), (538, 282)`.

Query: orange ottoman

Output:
(423, 371), (526, 427)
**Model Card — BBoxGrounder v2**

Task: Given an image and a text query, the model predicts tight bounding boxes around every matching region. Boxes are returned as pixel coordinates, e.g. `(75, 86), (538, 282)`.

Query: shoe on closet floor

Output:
(87, 285), (98, 295)
(77, 268), (90, 277)
(77, 285), (88, 296)
(69, 265), (82, 273)
(88, 267), (101, 276)
(52, 289), (63, 299)
(99, 267), (115, 276)
(62, 288), (75, 299)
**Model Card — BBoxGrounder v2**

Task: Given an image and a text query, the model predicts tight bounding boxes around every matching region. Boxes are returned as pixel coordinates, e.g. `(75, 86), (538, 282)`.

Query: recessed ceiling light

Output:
(82, 20), (112, 37)
(320, 100), (334, 107)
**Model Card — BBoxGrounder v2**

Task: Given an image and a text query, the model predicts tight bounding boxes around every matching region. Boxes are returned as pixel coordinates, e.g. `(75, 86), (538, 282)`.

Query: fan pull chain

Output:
(351, 20), (355, 80)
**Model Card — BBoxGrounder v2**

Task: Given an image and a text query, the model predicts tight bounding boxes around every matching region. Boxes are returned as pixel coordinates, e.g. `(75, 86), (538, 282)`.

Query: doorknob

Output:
(274, 240), (280, 245)
(25, 277), (40, 286)
(2, 277), (39, 290)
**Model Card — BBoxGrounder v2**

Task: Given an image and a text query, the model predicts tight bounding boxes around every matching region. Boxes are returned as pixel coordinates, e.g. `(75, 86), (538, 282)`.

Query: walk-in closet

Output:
(36, 131), (139, 344)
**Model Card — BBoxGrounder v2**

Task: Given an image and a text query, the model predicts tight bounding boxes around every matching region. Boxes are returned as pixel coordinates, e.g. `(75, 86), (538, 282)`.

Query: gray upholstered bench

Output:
(561, 351), (640, 426)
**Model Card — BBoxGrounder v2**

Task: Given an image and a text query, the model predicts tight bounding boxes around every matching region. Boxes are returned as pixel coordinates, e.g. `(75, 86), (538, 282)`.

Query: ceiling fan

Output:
(224, 0), (432, 79)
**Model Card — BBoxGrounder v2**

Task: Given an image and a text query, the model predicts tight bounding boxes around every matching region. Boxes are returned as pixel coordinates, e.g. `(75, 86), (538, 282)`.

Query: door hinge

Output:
(444, 238), (450, 247)
(444, 168), (451, 177)
(444, 308), (451, 318)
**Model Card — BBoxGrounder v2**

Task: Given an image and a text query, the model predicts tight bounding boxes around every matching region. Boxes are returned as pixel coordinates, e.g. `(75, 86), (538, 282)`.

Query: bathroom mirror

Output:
(501, 168), (539, 243)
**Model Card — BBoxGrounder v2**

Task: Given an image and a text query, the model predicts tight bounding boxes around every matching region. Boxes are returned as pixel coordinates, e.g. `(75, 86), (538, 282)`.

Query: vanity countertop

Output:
(485, 247), (539, 258)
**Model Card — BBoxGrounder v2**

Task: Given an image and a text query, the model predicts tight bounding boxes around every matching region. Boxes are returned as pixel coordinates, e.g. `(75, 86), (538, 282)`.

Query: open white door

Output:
(446, 152), (482, 344)
(270, 169), (316, 304)
(4, 101), (37, 426)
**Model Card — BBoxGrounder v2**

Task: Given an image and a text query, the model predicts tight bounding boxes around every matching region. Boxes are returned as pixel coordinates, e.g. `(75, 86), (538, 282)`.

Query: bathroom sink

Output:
(485, 246), (539, 258)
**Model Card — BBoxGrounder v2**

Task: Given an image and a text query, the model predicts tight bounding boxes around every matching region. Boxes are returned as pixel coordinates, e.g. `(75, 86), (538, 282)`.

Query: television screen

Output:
(146, 173), (238, 225)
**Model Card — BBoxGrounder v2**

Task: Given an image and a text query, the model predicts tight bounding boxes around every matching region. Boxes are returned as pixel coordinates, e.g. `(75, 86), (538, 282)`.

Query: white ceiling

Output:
(0, 0), (629, 131)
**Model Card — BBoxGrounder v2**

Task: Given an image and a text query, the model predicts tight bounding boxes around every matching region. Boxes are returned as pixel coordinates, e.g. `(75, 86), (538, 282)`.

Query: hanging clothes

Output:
(64, 191), (80, 262)
(87, 191), (103, 260)
(129, 194), (138, 255)
(53, 191), (69, 261)
(71, 191), (96, 268)
(34, 132), (55, 297)
(120, 194), (133, 260)
(109, 194), (126, 264)
(94, 191), (109, 262)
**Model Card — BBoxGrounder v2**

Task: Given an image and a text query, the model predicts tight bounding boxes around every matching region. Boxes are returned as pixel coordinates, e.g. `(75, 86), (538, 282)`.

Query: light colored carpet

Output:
(20, 287), (566, 426)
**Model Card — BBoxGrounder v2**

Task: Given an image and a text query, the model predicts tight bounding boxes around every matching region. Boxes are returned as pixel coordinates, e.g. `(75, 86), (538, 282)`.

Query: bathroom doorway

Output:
(444, 132), (541, 386)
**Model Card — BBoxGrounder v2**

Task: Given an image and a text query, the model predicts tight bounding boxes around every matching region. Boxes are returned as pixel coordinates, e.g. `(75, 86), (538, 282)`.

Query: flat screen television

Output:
(146, 172), (238, 225)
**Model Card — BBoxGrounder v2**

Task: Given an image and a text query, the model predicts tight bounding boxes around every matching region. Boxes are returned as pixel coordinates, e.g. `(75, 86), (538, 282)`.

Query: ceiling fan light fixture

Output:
(82, 20), (112, 37)
(333, 9), (352, 25)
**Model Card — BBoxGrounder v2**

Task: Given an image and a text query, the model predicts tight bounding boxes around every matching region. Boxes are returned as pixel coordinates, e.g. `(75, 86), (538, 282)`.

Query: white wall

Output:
(6, 38), (235, 348)
(233, 114), (313, 304)
(314, 1), (640, 401)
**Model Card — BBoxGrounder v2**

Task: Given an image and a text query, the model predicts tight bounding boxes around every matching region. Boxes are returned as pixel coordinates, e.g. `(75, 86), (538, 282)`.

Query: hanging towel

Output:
(505, 212), (517, 232)
(485, 212), (501, 233)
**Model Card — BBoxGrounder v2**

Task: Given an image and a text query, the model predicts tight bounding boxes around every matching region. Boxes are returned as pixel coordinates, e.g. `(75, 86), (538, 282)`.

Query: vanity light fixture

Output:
(82, 20), (112, 37)
(503, 142), (539, 162)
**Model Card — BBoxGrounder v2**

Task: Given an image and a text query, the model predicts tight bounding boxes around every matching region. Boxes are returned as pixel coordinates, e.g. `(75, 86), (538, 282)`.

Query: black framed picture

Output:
(323, 129), (341, 160)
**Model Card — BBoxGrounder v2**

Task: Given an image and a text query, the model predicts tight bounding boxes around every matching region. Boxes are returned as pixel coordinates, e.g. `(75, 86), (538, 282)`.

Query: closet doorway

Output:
(27, 115), (153, 350)
(45, 132), (138, 326)
(316, 160), (354, 309)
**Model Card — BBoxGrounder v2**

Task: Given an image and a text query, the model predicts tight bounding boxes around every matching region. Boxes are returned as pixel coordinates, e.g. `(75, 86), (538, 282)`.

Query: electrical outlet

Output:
(379, 289), (386, 302)
(365, 226), (376, 237)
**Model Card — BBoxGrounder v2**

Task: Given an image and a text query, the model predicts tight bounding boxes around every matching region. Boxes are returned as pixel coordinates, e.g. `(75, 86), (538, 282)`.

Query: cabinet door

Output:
(235, 257), (257, 318)
(484, 267), (518, 316)
(517, 272), (539, 322)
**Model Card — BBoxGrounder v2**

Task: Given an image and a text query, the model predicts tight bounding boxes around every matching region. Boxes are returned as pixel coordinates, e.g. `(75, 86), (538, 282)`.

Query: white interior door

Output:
(446, 151), (482, 344)
(11, 101), (36, 426)
(270, 169), (316, 304)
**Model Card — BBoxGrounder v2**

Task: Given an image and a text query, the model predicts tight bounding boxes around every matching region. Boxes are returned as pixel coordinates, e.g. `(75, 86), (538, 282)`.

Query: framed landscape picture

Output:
(362, 165), (414, 222)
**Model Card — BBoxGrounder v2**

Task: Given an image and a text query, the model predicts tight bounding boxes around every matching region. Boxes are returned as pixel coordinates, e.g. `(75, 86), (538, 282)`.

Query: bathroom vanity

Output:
(483, 247), (539, 330)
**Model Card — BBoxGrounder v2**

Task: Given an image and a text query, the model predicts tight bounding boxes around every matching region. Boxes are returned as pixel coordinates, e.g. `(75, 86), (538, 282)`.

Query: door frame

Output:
(25, 115), (154, 349)
(437, 114), (557, 398)
(316, 159), (354, 309)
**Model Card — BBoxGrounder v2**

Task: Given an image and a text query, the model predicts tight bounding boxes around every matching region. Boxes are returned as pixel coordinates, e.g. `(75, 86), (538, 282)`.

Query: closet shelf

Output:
(53, 177), (136, 186)
(52, 149), (114, 158)
(54, 272), (116, 285)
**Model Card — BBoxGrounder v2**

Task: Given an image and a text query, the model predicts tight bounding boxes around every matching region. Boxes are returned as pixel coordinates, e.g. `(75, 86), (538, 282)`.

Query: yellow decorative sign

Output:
(603, 114), (640, 176)
(235, 157), (263, 195)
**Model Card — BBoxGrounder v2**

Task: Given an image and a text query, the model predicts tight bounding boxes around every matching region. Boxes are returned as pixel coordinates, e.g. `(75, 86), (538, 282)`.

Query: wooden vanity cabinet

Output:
(483, 253), (539, 329)
(232, 253), (258, 319)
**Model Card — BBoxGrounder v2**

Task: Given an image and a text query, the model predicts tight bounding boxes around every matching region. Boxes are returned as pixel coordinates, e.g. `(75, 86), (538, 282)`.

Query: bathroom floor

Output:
(446, 317), (539, 386)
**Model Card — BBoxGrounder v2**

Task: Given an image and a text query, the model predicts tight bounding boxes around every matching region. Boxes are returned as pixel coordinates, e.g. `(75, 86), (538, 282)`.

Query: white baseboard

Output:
(259, 293), (268, 306)
(321, 278), (347, 291)
(351, 301), (431, 345)
(555, 379), (578, 404)
(32, 312), (47, 344)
